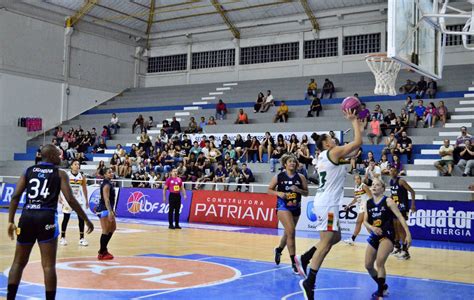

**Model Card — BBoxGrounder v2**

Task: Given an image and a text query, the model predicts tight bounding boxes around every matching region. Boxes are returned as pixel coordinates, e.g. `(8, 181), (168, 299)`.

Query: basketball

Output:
(341, 96), (361, 113)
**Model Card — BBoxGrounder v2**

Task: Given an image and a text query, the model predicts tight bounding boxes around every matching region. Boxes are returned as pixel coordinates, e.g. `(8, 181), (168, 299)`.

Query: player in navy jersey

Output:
(389, 166), (416, 260)
(364, 178), (411, 299)
(96, 168), (116, 260)
(7, 144), (93, 300)
(267, 154), (308, 273)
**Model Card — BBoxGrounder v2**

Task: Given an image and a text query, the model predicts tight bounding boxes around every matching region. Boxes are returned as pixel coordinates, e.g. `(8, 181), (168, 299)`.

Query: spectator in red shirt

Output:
(216, 99), (227, 120)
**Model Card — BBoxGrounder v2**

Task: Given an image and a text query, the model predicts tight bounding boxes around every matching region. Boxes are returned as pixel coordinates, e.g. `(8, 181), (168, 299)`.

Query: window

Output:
(191, 49), (235, 69)
(240, 42), (299, 65)
(147, 54), (187, 73)
(343, 33), (381, 55)
(304, 38), (338, 58)
(446, 24), (473, 46)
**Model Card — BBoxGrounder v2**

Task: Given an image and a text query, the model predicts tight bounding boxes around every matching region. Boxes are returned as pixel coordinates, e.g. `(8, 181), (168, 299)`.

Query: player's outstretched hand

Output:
(343, 109), (358, 121)
(85, 220), (94, 234)
(8, 223), (17, 240)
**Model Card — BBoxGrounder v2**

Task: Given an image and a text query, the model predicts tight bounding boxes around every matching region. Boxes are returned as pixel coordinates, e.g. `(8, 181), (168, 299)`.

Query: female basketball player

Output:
(59, 160), (89, 246)
(163, 168), (187, 229)
(268, 154), (308, 273)
(364, 178), (411, 299)
(297, 109), (362, 300)
(343, 174), (372, 245)
(96, 168), (116, 260)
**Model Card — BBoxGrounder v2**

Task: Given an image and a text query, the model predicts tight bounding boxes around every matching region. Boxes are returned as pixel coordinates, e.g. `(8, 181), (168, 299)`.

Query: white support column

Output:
(298, 32), (304, 76)
(233, 38), (240, 80)
(61, 26), (73, 122)
(134, 46), (144, 88)
(186, 42), (192, 84)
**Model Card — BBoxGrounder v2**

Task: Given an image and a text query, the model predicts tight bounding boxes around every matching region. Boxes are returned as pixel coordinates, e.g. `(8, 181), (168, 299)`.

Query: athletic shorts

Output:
(62, 197), (85, 214)
(358, 203), (366, 214)
(96, 210), (109, 219)
(276, 198), (301, 217)
(397, 202), (408, 220)
(312, 205), (340, 232)
(367, 231), (395, 250)
(17, 210), (59, 244)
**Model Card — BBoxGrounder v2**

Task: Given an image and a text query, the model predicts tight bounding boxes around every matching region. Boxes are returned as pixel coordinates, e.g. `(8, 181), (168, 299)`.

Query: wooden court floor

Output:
(1, 213), (472, 287)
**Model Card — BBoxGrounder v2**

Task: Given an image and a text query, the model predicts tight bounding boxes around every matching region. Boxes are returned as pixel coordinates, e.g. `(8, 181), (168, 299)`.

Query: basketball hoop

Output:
(365, 53), (401, 96)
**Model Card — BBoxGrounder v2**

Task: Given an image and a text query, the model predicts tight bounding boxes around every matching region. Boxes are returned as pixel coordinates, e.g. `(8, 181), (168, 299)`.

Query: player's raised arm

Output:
(329, 109), (363, 163)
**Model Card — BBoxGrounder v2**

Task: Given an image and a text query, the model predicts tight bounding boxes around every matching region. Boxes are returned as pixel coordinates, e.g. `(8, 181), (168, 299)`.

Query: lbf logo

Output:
(14, 257), (240, 291)
(127, 191), (147, 214)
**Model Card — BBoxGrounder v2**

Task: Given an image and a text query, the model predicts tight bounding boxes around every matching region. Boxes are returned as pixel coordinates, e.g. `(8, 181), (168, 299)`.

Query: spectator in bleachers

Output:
(254, 92), (265, 113)
(393, 116), (406, 137)
(199, 116), (207, 132)
(185, 161), (199, 187)
(109, 113), (120, 134)
(186, 117), (198, 134)
(55, 127), (65, 143)
(321, 78), (335, 99)
(415, 76), (427, 99)
(273, 101), (289, 123)
(247, 136), (260, 163)
(132, 114), (145, 134)
(454, 126), (473, 161)
(457, 140), (474, 176)
(399, 79), (417, 94)
(260, 90), (275, 113)
(424, 102), (437, 128)
(348, 147), (363, 174)
(364, 160), (381, 186)
(119, 157), (132, 178)
(379, 153), (391, 175)
(434, 100), (448, 127)
(235, 109), (249, 124)
(237, 163), (255, 192)
(138, 132), (152, 152)
(162, 120), (172, 134)
(216, 99), (227, 120)
(307, 79), (317, 97)
(397, 131), (413, 164)
(307, 96), (322, 117)
(297, 142), (312, 169)
(213, 163), (229, 191)
(270, 135), (287, 172)
(358, 103), (370, 130)
(404, 96), (415, 125)
(95, 160), (106, 178)
(426, 78), (438, 99)
(367, 116), (382, 145)
(207, 144), (222, 163)
(371, 104), (384, 121)
(171, 117), (181, 133)
(234, 134), (245, 159)
(35, 145), (43, 164)
(383, 132), (398, 156)
(207, 116), (217, 125)
(435, 139), (454, 176)
(110, 154), (121, 174)
(288, 134), (299, 153)
(329, 131), (340, 145)
(224, 144), (236, 161)
(181, 135), (192, 154)
(228, 164), (240, 190)
(399, 109), (410, 129)
(381, 109), (397, 136)
(146, 116), (154, 130)
(94, 138), (107, 154)
(414, 99), (426, 128)
(196, 160), (214, 190)
(391, 154), (405, 176)
(220, 134), (231, 152)
(363, 151), (375, 168)
(259, 132), (274, 163)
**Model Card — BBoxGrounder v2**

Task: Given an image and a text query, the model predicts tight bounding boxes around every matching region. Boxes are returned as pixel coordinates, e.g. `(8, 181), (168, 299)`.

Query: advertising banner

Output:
(116, 188), (192, 222)
(407, 200), (473, 243)
(279, 196), (369, 236)
(189, 190), (278, 228)
(0, 183), (26, 208)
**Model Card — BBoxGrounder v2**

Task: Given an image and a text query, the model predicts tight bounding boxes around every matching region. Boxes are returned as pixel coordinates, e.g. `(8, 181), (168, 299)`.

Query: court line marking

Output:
(131, 265), (292, 299)
(0, 290), (40, 299)
(281, 287), (361, 300)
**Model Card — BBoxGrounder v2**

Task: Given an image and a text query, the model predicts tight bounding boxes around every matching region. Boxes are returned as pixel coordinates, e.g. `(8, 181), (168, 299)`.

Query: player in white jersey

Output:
(296, 109), (362, 300)
(59, 160), (89, 246)
(343, 174), (372, 245)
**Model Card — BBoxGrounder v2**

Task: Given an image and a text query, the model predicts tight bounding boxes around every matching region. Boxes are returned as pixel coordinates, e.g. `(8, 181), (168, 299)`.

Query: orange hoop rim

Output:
(365, 53), (393, 62)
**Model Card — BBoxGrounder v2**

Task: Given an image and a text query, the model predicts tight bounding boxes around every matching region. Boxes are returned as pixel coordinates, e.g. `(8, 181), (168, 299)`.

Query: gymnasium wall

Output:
(0, 9), (135, 160)
(143, 5), (474, 87)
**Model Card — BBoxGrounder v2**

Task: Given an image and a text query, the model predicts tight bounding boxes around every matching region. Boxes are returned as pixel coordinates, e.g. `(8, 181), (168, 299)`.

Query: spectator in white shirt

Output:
(364, 160), (381, 186)
(109, 113), (120, 134)
(260, 90), (274, 113)
(434, 139), (454, 176)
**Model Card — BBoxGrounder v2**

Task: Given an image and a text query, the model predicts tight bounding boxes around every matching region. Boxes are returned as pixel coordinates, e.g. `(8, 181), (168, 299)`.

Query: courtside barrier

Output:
(189, 190), (278, 228)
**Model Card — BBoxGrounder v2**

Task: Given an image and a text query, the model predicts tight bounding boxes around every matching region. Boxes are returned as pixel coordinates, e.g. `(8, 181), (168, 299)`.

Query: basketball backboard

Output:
(387, 0), (444, 80)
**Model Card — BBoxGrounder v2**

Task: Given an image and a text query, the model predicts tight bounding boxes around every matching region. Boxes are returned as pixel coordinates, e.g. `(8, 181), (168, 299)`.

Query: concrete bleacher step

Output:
(183, 106), (200, 110)
(451, 114), (474, 120)
(464, 93), (474, 98)
(432, 140), (453, 145)
(421, 149), (438, 155)
(223, 83), (238, 86)
(209, 92), (223, 95)
(460, 100), (474, 105)
(193, 101), (208, 105)
(175, 112), (190, 116)
(414, 159), (437, 165)
(455, 107), (474, 112)
(444, 122), (472, 128)
(438, 131), (460, 136)
(468, 87), (474, 91)
(216, 87), (232, 91)
(407, 181), (433, 189)
(202, 97), (215, 100)
(406, 170), (438, 177)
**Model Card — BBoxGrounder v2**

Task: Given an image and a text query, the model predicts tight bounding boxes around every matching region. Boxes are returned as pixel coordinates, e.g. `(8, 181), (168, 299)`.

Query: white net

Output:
(366, 54), (402, 96)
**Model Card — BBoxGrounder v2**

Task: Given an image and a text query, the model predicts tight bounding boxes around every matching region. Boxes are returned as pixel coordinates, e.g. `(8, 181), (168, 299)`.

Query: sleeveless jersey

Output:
(276, 171), (303, 208)
(354, 183), (370, 205)
(67, 171), (85, 202)
(97, 179), (115, 212)
(366, 196), (395, 235)
(314, 150), (347, 206)
(390, 177), (409, 209)
(23, 163), (61, 211)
